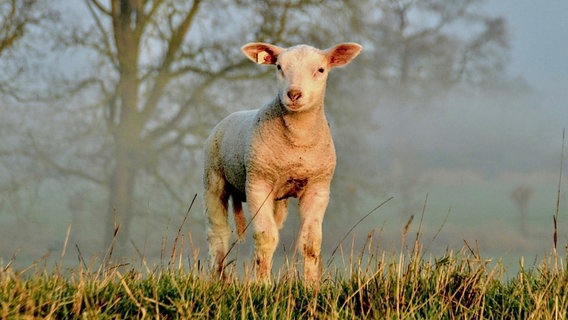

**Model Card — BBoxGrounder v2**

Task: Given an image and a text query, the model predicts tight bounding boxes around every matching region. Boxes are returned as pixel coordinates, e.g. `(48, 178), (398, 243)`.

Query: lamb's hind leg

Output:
(274, 199), (289, 230)
(233, 198), (246, 240)
(204, 171), (231, 280)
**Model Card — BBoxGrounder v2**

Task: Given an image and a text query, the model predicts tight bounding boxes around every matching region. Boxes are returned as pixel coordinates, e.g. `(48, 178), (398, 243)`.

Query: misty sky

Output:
(487, 0), (568, 106)
(481, 0), (567, 172)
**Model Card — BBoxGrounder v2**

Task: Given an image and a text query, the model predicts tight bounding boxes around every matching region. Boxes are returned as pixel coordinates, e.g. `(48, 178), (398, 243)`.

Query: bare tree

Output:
(0, 0), (43, 198)
(3, 0), (330, 254)
(0, 0), (45, 97)
(0, 0), (511, 258)
(511, 185), (534, 235)
(342, 0), (508, 101)
(0, 0), (40, 53)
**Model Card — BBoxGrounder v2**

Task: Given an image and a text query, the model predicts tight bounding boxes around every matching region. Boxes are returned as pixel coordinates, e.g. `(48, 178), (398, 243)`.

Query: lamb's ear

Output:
(326, 43), (362, 68)
(241, 42), (284, 65)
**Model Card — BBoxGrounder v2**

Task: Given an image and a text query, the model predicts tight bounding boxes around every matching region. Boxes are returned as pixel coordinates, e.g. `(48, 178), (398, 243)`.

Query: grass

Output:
(2, 182), (567, 319)
(2, 221), (567, 319)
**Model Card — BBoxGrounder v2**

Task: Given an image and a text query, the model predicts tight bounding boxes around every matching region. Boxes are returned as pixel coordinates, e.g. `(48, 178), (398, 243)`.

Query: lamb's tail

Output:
(233, 198), (246, 240)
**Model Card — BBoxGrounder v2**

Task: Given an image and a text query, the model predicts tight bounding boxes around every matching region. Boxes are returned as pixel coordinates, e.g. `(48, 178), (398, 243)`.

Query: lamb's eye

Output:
(318, 67), (325, 73)
(276, 64), (282, 71)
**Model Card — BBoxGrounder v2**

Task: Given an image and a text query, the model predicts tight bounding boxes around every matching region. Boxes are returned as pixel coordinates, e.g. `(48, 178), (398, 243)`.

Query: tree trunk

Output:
(106, 141), (138, 255)
(104, 0), (143, 255)
(519, 204), (528, 235)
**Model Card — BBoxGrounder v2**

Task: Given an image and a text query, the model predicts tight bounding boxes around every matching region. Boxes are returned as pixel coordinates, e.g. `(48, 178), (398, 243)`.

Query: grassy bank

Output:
(3, 168), (567, 319)
(2, 239), (567, 319)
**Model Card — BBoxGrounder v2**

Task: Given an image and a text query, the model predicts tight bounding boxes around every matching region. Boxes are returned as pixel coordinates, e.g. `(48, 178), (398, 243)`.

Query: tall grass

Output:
(2, 214), (567, 319)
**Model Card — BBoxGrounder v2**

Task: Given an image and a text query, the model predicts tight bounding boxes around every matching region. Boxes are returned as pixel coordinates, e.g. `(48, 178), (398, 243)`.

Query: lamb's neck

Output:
(278, 102), (329, 147)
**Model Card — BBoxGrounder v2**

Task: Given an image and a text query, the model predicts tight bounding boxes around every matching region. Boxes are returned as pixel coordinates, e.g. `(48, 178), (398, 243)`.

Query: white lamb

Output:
(203, 42), (362, 283)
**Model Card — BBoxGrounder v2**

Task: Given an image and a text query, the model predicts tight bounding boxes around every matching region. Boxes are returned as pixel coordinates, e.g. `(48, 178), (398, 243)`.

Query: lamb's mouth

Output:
(286, 103), (303, 110)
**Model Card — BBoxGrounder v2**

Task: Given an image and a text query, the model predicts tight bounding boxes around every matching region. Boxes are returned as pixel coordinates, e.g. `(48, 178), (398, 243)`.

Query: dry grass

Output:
(2, 214), (567, 319)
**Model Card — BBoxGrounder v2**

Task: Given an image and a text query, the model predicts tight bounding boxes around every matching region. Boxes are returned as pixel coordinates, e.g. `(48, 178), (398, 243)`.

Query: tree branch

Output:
(0, 0), (38, 54)
(139, 0), (203, 124)
(144, 58), (251, 143)
(85, 0), (117, 69)
(89, 0), (111, 16)
(132, 0), (166, 41)
(149, 167), (185, 206)
(27, 134), (107, 186)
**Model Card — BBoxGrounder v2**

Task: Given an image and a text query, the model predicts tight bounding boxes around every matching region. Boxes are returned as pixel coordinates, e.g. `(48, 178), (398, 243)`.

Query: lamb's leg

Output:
(233, 198), (246, 240)
(274, 199), (289, 230)
(247, 181), (278, 282)
(297, 185), (330, 285)
(204, 170), (230, 280)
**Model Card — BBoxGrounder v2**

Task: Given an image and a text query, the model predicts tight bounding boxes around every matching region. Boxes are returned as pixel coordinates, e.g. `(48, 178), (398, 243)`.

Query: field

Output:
(2, 207), (568, 319)
(1, 172), (567, 318)
(2, 241), (567, 319)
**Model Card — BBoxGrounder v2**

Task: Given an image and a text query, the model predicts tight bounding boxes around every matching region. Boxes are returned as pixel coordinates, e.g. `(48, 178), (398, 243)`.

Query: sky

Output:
(480, 0), (568, 173)
(486, 0), (568, 105)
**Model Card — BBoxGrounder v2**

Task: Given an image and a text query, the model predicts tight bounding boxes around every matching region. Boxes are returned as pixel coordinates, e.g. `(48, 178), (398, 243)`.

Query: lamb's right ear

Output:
(241, 42), (284, 65)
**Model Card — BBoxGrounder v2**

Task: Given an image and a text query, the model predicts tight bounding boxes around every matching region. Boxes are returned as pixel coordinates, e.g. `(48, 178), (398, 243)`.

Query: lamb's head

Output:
(242, 42), (362, 112)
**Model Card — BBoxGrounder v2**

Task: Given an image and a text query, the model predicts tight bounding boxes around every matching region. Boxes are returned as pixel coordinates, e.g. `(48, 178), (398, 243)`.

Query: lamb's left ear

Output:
(326, 43), (362, 68)
(241, 42), (284, 65)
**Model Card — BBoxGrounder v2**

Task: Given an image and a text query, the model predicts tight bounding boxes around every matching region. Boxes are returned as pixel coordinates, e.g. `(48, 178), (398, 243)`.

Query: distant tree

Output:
(0, 0), (44, 96)
(342, 0), (508, 100)
(511, 185), (534, 235)
(0, 0), (43, 198)
(323, 0), (509, 216)
(0, 0), (40, 54)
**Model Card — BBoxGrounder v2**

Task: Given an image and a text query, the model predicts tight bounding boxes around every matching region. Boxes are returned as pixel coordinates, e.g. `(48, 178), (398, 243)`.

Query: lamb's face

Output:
(241, 42), (362, 112)
(274, 45), (328, 112)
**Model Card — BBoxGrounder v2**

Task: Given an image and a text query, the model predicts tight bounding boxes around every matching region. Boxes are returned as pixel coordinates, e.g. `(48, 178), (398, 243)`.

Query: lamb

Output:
(203, 42), (362, 283)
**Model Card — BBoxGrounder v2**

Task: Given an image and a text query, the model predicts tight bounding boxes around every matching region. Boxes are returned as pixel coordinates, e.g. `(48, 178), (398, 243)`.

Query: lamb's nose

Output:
(287, 89), (302, 102)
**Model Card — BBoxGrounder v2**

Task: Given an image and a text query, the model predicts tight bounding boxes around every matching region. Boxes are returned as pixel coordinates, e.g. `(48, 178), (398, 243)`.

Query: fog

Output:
(0, 1), (566, 275)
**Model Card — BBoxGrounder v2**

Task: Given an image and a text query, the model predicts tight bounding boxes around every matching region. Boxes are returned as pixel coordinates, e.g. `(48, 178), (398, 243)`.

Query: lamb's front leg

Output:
(247, 181), (278, 282)
(298, 184), (330, 285)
